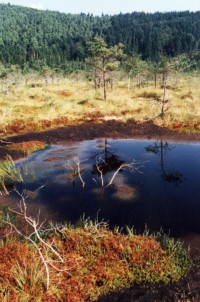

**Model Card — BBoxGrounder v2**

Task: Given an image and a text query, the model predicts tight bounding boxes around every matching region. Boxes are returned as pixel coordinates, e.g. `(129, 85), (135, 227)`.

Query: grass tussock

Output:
(0, 156), (23, 194)
(0, 73), (200, 136)
(0, 222), (192, 302)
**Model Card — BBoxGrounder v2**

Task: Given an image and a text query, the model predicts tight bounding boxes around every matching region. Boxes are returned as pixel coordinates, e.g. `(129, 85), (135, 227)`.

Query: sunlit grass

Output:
(0, 72), (200, 137)
(0, 156), (23, 194)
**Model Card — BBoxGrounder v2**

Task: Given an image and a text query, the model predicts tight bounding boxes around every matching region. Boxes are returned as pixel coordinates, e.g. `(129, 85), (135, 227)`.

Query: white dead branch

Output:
(95, 161), (104, 187)
(4, 188), (73, 291)
(106, 162), (137, 187)
(67, 156), (143, 189)
(67, 157), (86, 187)
(95, 157), (143, 188)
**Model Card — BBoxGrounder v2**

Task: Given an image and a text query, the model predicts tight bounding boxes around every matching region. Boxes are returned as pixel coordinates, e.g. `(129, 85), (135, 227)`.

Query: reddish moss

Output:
(0, 227), (191, 302)
(4, 116), (70, 136)
(6, 141), (47, 154)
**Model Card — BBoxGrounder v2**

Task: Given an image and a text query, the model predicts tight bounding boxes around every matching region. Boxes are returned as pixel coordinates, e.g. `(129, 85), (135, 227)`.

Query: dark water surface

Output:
(13, 139), (200, 238)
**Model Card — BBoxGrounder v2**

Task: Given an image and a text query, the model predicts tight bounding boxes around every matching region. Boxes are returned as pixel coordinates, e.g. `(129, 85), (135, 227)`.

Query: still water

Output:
(12, 139), (200, 238)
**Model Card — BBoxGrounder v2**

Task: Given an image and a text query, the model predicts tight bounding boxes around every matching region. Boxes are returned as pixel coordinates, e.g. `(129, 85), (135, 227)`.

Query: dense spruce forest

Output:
(1, 3), (200, 71)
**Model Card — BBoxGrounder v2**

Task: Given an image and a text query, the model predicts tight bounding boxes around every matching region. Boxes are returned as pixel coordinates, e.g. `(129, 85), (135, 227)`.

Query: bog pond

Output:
(6, 138), (200, 240)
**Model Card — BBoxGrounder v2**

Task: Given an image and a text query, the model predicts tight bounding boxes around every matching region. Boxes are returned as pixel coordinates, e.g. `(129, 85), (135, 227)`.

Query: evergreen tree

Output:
(87, 36), (123, 100)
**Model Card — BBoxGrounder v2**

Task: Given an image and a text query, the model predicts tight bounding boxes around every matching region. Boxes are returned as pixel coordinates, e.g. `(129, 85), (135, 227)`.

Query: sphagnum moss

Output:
(0, 222), (192, 302)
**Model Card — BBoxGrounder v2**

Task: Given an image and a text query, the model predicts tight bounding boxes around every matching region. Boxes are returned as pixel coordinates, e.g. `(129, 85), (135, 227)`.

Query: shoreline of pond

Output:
(2, 120), (200, 147)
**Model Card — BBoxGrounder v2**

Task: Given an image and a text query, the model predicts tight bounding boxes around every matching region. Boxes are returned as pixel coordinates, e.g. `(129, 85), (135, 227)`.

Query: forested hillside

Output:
(1, 3), (200, 70)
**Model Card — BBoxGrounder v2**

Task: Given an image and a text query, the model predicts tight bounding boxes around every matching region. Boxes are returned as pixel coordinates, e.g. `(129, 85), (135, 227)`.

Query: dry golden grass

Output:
(1, 72), (200, 137)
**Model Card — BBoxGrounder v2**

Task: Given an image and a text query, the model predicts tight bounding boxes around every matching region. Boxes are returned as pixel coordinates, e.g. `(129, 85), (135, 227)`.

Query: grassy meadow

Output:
(0, 71), (200, 138)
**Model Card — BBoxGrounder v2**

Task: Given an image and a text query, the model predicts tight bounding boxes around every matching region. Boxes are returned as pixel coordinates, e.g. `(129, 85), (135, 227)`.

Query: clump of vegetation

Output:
(0, 204), (15, 227)
(6, 140), (47, 154)
(0, 156), (23, 194)
(0, 205), (16, 242)
(0, 221), (192, 301)
(137, 91), (161, 101)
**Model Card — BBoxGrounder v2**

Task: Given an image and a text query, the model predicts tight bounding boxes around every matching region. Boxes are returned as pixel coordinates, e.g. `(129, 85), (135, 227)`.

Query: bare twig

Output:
(6, 219), (51, 290)
(68, 156), (143, 189)
(74, 157), (85, 188)
(94, 158), (142, 188)
(96, 163), (104, 187)
(105, 162), (137, 187)
(4, 188), (71, 291)
(67, 157), (86, 188)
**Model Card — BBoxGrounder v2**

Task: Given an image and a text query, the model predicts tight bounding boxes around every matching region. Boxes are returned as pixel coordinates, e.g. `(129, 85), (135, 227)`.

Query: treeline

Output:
(1, 3), (200, 71)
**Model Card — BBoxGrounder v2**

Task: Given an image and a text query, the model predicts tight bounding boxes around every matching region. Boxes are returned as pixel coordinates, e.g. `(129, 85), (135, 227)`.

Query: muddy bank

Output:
(2, 120), (200, 146)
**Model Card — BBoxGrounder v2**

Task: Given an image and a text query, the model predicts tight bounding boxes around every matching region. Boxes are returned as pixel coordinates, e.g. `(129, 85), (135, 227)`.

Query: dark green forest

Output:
(1, 3), (200, 71)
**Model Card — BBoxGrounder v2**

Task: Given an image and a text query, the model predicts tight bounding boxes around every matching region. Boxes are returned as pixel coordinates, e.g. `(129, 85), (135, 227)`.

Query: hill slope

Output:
(1, 4), (200, 69)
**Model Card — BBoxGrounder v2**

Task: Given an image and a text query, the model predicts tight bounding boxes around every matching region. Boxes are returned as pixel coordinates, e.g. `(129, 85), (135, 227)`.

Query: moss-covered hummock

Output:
(0, 224), (192, 302)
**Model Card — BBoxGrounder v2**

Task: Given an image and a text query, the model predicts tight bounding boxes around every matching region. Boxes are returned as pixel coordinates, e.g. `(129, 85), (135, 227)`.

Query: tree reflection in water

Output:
(145, 141), (183, 185)
(92, 138), (125, 176)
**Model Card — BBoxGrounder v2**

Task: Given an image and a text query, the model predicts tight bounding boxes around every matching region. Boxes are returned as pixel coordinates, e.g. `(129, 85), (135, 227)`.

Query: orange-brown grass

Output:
(1, 72), (200, 137)
(3, 117), (71, 136)
(6, 140), (47, 154)
(0, 226), (191, 302)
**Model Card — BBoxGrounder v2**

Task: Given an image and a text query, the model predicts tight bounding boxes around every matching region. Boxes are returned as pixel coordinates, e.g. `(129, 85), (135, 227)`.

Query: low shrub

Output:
(137, 91), (161, 101)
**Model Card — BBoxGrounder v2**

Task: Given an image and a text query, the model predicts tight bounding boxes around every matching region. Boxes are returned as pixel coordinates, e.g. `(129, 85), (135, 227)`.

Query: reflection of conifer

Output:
(92, 139), (124, 176)
(145, 141), (183, 185)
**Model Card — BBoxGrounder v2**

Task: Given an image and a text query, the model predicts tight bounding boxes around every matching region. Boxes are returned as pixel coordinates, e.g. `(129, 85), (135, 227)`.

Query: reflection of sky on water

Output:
(11, 139), (200, 239)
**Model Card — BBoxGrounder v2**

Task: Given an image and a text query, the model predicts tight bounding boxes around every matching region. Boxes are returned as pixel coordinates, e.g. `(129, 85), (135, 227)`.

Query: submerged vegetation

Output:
(0, 218), (192, 302)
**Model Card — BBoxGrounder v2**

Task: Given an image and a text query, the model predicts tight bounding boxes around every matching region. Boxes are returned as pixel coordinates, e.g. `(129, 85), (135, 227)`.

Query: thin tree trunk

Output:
(103, 70), (106, 100)
(161, 73), (167, 116)
(128, 71), (131, 91)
